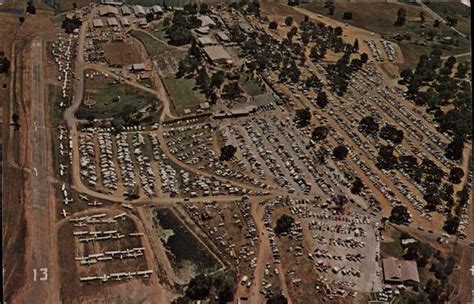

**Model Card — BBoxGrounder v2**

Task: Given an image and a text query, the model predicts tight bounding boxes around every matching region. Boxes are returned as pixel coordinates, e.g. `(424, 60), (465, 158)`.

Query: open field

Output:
(162, 77), (206, 113)
(425, 1), (471, 35)
(103, 42), (141, 67)
(76, 70), (156, 120)
(130, 30), (205, 114)
(301, 2), (471, 68)
(240, 73), (267, 97)
(58, 211), (151, 303)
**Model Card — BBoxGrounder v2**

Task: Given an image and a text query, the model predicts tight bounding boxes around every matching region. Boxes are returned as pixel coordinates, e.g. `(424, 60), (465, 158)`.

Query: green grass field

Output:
(162, 77), (205, 113)
(131, 30), (205, 114)
(425, 1), (471, 35)
(76, 71), (156, 120)
(148, 19), (169, 41)
(239, 74), (267, 97)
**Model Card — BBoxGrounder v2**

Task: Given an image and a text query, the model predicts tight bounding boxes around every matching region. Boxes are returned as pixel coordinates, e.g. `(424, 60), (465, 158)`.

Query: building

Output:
(200, 102), (210, 110)
(121, 18), (130, 27)
(203, 45), (232, 65)
(382, 257), (420, 286)
(101, 0), (123, 6)
(138, 18), (149, 28)
(196, 26), (210, 35)
(132, 5), (146, 17)
(216, 31), (230, 43)
(198, 15), (216, 28)
(120, 6), (131, 16)
(107, 17), (119, 27)
(239, 21), (254, 34)
(92, 19), (104, 28)
(151, 5), (163, 15)
(197, 36), (217, 47)
(99, 6), (119, 17)
(131, 63), (145, 72)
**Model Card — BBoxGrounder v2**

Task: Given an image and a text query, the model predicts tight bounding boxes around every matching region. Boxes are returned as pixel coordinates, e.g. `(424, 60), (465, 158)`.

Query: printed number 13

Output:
(33, 268), (48, 281)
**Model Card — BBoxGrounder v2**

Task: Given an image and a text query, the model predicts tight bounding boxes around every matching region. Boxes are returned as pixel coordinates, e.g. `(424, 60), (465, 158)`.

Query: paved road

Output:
(19, 39), (59, 304)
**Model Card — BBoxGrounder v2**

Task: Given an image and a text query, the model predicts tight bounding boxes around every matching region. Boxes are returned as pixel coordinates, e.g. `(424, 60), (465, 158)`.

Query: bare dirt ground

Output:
(103, 42), (141, 67)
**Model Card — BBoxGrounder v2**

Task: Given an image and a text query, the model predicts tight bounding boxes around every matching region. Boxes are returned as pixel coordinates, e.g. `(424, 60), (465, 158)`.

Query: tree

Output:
(19, 16), (25, 23)
(394, 8), (406, 26)
(210, 71), (225, 88)
(443, 215), (460, 235)
(445, 136), (464, 160)
(285, 16), (293, 26)
(389, 205), (410, 225)
(333, 145), (348, 160)
(287, 0), (300, 7)
(351, 177), (364, 194)
(419, 11), (425, 23)
(360, 53), (369, 64)
(196, 68), (210, 91)
(26, 3), (36, 14)
(199, 3), (209, 15)
(377, 145), (398, 170)
(294, 107), (311, 128)
(0, 56), (11, 74)
(312, 126), (329, 142)
(433, 19), (441, 27)
(163, 16), (171, 27)
(222, 81), (241, 99)
(146, 12), (155, 23)
(449, 167), (464, 184)
(380, 124), (404, 145)
(269, 21), (278, 29)
(400, 68), (413, 84)
(274, 214), (294, 235)
(111, 117), (126, 130)
(334, 26), (343, 36)
(220, 145), (237, 161)
(353, 38), (359, 52)
(316, 91), (328, 108)
(334, 195), (349, 213)
(342, 12), (353, 20)
(359, 115), (379, 136)
(186, 274), (212, 300)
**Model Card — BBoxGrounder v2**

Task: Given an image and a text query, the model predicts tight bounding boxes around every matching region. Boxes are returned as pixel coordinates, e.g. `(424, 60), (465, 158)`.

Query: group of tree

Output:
(173, 272), (236, 304)
(379, 124), (404, 145)
(62, 16), (82, 34)
(274, 214), (295, 235)
(359, 115), (380, 137)
(220, 145), (237, 161)
(403, 241), (434, 268)
(399, 50), (471, 161)
(166, 6), (204, 46)
(222, 81), (242, 99)
(389, 205), (411, 224)
(326, 51), (368, 95)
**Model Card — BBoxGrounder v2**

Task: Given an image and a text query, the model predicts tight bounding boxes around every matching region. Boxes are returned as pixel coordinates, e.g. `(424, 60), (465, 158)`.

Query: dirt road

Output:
(14, 39), (60, 304)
